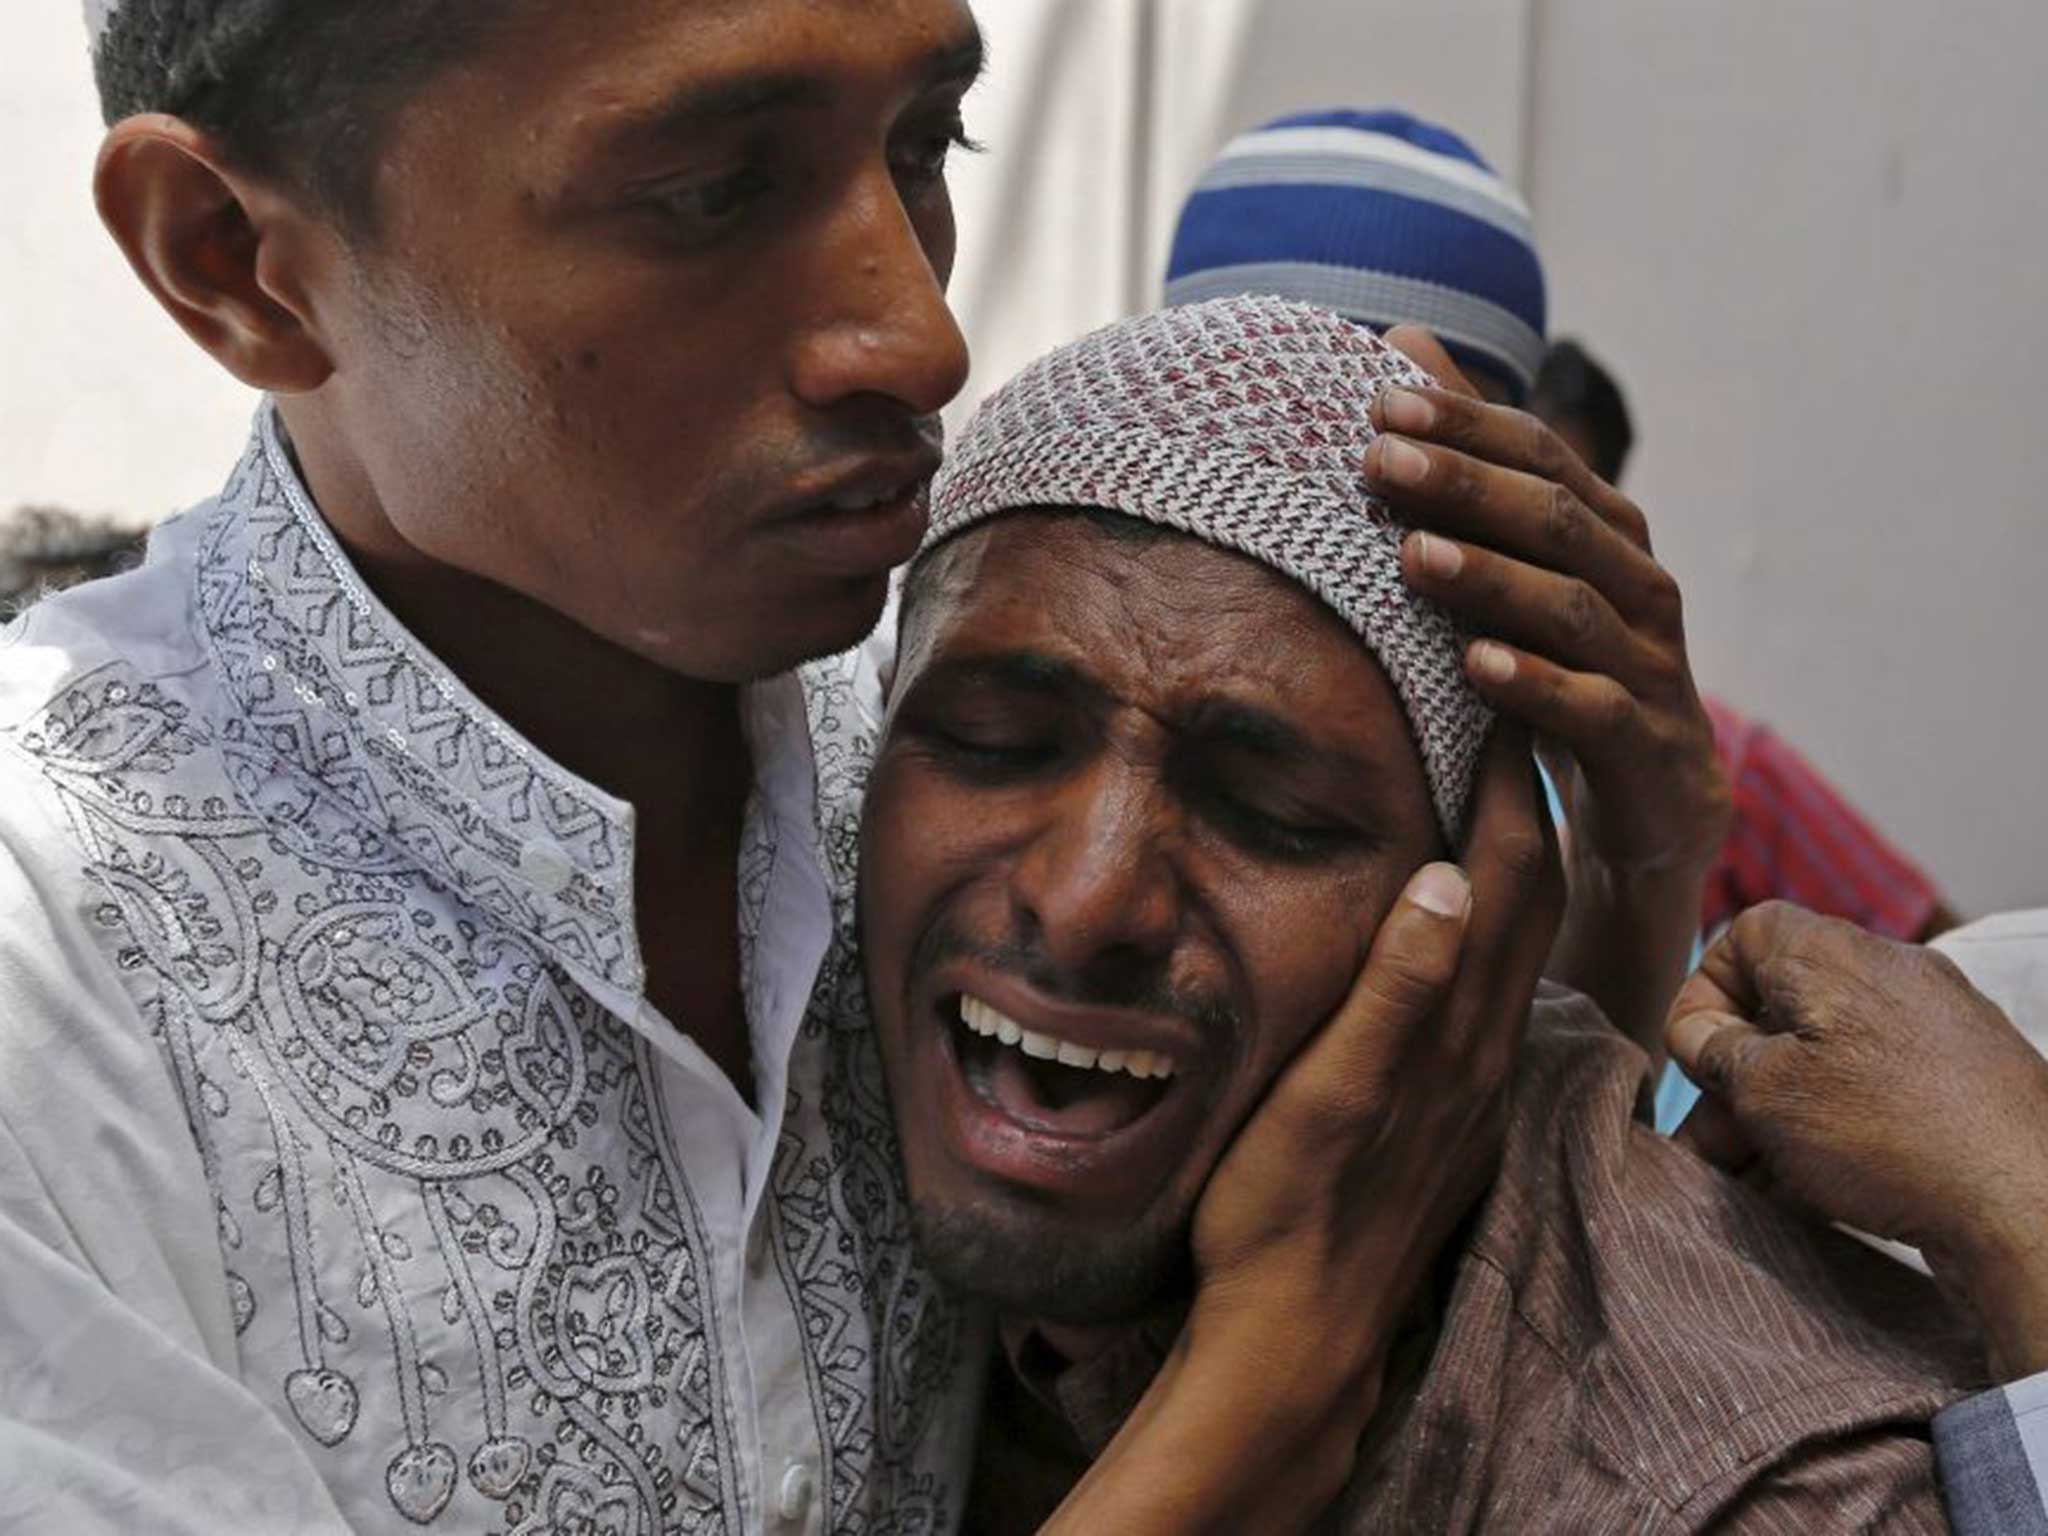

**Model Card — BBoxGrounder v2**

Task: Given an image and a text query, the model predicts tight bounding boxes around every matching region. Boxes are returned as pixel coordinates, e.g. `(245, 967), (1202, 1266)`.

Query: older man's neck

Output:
(1032, 1319), (1142, 1370)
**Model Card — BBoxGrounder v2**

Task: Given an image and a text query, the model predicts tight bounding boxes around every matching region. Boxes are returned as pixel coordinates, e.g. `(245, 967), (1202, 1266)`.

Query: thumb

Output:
(1666, 1009), (1769, 1106)
(1287, 862), (1473, 1118)
(1348, 862), (1473, 1024)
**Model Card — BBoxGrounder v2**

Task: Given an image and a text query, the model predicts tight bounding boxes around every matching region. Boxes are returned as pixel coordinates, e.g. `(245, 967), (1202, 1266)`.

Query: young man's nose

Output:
(788, 167), (970, 419)
(1007, 770), (1183, 982)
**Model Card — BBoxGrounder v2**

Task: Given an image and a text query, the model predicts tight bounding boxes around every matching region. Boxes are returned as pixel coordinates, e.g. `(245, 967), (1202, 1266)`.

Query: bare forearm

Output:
(1548, 857), (1705, 1061)
(1038, 1312), (1379, 1536)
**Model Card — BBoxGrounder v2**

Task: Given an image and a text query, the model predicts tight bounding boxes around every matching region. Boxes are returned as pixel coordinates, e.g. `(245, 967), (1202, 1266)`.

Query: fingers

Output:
(1402, 531), (1650, 682)
(1368, 381), (1653, 555)
(1268, 862), (1473, 1129)
(1457, 724), (1551, 931)
(1453, 643), (1651, 762)
(1335, 862), (1474, 1051)
(1381, 324), (1482, 401)
(1666, 960), (1747, 1039)
(1691, 900), (1861, 1033)
(1671, 1092), (1760, 1177)
(1367, 428), (1668, 624)
(1440, 724), (1563, 1072)
(1665, 1007), (1771, 1104)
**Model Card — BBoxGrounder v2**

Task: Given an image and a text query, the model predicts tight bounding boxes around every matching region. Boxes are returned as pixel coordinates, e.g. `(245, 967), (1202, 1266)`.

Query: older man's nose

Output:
(1009, 772), (1182, 981)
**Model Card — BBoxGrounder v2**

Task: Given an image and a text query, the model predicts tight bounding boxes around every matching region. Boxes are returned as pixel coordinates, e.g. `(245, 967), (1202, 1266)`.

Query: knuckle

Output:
(1543, 481), (1590, 553)
(1558, 578), (1603, 646)
(1915, 945), (1971, 993)
(1444, 447), (1485, 506)
(1494, 824), (1551, 887)
(1472, 548), (1514, 601)
(1745, 899), (1810, 950)
(1608, 493), (1652, 548)
(1365, 953), (1453, 1015)
(1695, 1030), (1763, 1101)
(1429, 386), (1476, 441)
(1592, 677), (1637, 735)
(1540, 665), (1576, 719)
(1639, 562), (1684, 627)
(1520, 409), (1568, 477)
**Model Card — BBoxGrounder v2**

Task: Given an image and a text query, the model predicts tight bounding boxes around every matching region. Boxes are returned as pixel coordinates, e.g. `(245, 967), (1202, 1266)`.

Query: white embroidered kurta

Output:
(0, 408), (980, 1534)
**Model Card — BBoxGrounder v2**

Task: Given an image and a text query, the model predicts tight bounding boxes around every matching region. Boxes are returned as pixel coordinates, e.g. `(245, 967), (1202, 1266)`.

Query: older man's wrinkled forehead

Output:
(921, 295), (1491, 841)
(895, 510), (1440, 834)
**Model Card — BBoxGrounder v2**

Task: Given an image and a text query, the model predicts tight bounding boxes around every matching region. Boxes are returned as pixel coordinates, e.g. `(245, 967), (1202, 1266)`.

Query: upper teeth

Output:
(830, 483), (911, 513)
(958, 995), (1176, 1080)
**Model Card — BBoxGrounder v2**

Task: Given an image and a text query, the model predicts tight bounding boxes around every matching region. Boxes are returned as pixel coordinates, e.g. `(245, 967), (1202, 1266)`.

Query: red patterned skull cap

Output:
(926, 294), (1490, 843)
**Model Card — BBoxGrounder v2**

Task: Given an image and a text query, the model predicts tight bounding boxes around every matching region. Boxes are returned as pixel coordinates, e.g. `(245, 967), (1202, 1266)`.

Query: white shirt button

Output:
(518, 839), (576, 896)
(777, 1462), (814, 1523)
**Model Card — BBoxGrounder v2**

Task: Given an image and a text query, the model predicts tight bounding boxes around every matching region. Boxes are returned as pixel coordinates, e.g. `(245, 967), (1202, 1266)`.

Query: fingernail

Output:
(1411, 530), (1464, 579)
(1470, 641), (1517, 684)
(1379, 388), (1436, 433)
(1409, 861), (1471, 917)
(1376, 436), (1430, 487)
(1666, 1011), (1721, 1068)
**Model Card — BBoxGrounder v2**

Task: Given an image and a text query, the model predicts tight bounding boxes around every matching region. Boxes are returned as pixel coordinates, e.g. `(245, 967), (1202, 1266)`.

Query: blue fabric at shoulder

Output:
(1652, 1060), (1704, 1135)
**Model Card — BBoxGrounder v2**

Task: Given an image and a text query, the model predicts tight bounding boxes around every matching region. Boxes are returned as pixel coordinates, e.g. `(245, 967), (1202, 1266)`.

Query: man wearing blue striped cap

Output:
(1167, 109), (1546, 402)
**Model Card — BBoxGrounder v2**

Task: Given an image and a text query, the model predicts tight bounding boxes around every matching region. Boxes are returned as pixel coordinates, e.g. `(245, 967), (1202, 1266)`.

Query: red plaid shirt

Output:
(1702, 695), (1942, 940)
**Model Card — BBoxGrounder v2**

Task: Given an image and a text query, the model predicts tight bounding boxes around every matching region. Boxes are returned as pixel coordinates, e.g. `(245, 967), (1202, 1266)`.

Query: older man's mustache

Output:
(908, 917), (1240, 1039)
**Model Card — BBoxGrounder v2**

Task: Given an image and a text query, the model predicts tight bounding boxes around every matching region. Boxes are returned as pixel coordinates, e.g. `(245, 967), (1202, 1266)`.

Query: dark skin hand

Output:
(1371, 327), (1730, 1059)
(1050, 725), (1564, 1534)
(1667, 901), (2048, 1380)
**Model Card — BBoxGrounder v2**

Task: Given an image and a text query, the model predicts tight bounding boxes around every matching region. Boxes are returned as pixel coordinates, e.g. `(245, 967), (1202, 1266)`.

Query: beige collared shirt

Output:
(971, 990), (1982, 1534)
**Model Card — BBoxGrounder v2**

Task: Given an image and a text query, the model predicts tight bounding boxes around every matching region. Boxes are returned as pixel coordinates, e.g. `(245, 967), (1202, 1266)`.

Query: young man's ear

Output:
(94, 114), (337, 394)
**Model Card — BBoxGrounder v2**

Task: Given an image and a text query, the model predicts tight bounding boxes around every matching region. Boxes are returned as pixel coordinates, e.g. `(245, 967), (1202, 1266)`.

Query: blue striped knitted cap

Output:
(1164, 109), (1547, 400)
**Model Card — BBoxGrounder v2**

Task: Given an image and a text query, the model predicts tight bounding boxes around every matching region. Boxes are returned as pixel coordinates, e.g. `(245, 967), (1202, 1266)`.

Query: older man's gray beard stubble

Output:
(893, 914), (1239, 1325)
(911, 1201), (1193, 1326)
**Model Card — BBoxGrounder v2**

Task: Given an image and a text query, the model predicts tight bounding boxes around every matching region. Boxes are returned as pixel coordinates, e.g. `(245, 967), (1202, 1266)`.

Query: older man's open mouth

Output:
(921, 967), (1212, 1211)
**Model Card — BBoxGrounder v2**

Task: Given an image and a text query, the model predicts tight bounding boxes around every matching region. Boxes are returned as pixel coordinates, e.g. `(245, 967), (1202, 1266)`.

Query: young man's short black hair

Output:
(1530, 339), (1635, 485)
(91, 0), (517, 234)
(1, 506), (146, 618)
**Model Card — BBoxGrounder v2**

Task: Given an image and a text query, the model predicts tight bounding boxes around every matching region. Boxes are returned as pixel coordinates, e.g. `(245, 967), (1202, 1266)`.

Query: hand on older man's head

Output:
(1368, 324), (1729, 1057)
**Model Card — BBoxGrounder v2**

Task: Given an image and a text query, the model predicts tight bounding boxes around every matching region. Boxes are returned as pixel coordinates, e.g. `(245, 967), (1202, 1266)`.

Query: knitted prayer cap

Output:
(1164, 109), (1547, 401)
(925, 294), (1491, 843)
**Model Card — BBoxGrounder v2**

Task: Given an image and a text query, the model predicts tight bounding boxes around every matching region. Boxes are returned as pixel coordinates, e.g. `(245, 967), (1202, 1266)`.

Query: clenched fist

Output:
(1667, 901), (2048, 1378)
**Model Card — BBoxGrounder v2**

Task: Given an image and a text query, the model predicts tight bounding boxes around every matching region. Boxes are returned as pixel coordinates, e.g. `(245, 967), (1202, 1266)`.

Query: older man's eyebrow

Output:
(597, 24), (987, 153)
(911, 648), (1104, 706)
(1189, 699), (1382, 783)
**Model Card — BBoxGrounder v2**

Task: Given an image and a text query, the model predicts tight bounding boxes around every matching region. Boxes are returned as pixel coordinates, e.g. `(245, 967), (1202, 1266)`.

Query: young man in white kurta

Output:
(0, 408), (979, 1533)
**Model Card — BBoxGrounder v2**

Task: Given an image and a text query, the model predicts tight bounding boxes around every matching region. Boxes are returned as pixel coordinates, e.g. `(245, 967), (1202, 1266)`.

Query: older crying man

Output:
(861, 296), (1982, 1533)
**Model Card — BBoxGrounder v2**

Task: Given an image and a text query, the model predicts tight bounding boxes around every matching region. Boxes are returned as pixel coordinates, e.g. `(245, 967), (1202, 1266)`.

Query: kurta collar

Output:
(195, 404), (647, 996)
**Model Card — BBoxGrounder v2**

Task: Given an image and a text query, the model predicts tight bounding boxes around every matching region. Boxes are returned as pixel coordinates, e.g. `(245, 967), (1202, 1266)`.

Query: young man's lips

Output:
(772, 478), (933, 572)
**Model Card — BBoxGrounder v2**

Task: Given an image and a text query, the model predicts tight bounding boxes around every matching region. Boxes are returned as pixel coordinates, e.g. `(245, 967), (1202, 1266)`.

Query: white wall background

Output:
(3, 8), (256, 524)
(7, 1), (2044, 912)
